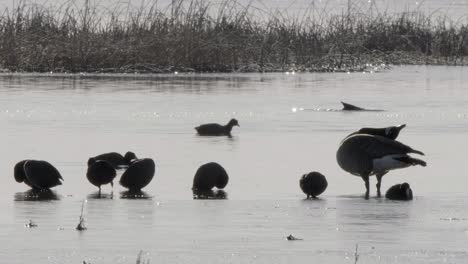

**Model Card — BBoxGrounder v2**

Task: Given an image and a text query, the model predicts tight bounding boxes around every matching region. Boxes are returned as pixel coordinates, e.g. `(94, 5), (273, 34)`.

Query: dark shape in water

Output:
(88, 151), (137, 169)
(25, 220), (38, 228)
(299, 172), (328, 199)
(14, 189), (60, 201)
(286, 234), (303, 241)
(14, 160), (63, 190)
(86, 159), (116, 193)
(385, 182), (413, 201)
(119, 158), (155, 191)
(341, 101), (383, 111)
(192, 162), (229, 192)
(192, 189), (227, 200)
(120, 190), (152, 199)
(346, 124), (406, 141)
(195, 118), (239, 137)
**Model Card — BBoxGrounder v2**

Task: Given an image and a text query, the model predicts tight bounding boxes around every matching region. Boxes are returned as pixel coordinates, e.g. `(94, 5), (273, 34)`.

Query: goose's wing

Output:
(354, 135), (423, 159)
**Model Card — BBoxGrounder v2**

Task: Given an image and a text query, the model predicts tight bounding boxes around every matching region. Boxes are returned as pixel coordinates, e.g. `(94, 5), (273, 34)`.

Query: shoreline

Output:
(0, 56), (467, 76)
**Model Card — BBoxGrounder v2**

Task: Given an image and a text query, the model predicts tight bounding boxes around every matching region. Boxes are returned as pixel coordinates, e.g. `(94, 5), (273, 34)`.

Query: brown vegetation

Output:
(0, 0), (466, 73)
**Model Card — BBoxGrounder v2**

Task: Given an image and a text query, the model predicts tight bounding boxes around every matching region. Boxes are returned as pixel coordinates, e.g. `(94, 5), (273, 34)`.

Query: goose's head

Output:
(385, 124), (406, 140)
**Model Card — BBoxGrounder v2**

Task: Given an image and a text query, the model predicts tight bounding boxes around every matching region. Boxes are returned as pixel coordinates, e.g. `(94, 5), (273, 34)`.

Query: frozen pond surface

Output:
(1, 66), (468, 263)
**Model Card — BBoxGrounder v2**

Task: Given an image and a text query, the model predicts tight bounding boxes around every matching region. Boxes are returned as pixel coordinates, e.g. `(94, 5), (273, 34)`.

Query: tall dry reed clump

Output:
(0, 0), (467, 73)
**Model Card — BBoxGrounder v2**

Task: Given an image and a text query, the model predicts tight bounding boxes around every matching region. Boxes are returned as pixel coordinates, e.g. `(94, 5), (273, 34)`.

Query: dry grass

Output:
(0, 0), (466, 73)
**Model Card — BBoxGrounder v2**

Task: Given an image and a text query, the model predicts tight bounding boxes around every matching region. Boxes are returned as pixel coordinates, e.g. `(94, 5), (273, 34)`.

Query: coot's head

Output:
(215, 170), (229, 189)
(14, 160), (28, 183)
(401, 182), (410, 189)
(228, 119), (239, 127)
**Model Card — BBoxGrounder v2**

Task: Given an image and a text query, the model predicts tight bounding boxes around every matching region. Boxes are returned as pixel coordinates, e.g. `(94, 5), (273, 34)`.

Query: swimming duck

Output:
(195, 118), (239, 136)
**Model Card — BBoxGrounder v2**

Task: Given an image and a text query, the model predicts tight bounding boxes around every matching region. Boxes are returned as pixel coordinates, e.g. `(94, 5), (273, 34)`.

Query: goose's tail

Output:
(395, 156), (427, 167)
(410, 148), (424, 156)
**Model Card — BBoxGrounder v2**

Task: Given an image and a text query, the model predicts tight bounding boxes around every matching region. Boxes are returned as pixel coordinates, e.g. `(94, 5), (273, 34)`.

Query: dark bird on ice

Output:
(336, 132), (426, 199)
(14, 160), (63, 190)
(119, 158), (155, 192)
(385, 182), (413, 201)
(299, 171), (328, 199)
(86, 159), (117, 193)
(192, 162), (229, 192)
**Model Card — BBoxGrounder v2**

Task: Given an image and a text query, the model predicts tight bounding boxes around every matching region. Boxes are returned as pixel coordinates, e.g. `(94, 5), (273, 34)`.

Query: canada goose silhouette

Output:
(385, 182), (413, 201)
(341, 101), (383, 111)
(119, 158), (155, 191)
(86, 159), (117, 193)
(14, 160), (63, 190)
(192, 162), (229, 192)
(299, 172), (328, 199)
(346, 124), (406, 140)
(88, 151), (137, 169)
(337, 133), (426, 199)
(195, 118), (239, 136)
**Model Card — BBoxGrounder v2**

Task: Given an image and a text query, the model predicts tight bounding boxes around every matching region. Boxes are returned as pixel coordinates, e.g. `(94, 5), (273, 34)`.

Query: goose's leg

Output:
(110, 181), (114, 199)
(376, 172), (388, 197)
(362, 174), (370, 199)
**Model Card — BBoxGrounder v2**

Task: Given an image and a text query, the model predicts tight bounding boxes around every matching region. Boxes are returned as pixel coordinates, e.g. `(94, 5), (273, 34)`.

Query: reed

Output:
(76, 199), (87, 231)
(136, 250), (149, 264)
(354, 243), (359, 264)
(0, 0), (466, 73)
